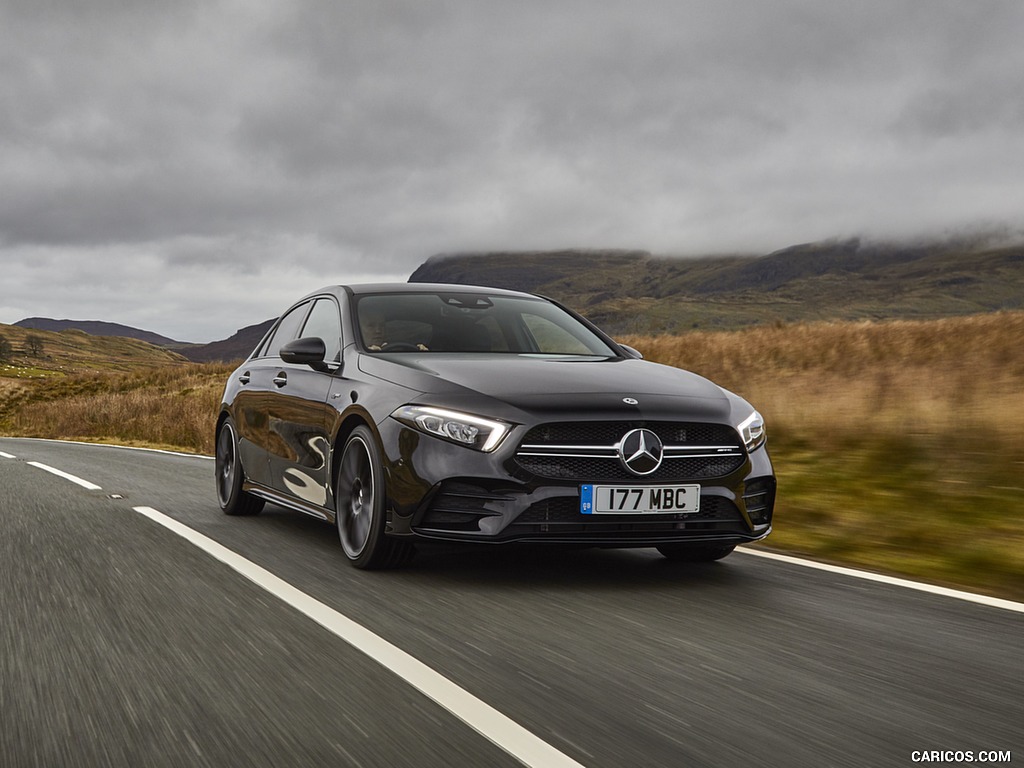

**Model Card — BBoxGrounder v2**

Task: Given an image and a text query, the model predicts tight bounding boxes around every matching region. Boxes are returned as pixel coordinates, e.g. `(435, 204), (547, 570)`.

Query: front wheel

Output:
(334, 426), (414, 569)
(215, 417), (264, 516)
(656, 543), (735, 562)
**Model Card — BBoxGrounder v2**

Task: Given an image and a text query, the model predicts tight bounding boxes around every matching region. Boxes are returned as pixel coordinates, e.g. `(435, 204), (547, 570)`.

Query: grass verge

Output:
(621, 311), (1024, 601)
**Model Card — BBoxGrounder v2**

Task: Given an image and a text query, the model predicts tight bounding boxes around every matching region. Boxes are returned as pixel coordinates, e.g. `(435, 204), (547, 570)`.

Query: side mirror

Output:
(280, 337), (329, 371)
(619, 344), (644, 360)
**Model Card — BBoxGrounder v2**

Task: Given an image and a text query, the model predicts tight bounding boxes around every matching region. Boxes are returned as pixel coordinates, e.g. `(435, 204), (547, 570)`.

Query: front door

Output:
(263, 297), (343, 510)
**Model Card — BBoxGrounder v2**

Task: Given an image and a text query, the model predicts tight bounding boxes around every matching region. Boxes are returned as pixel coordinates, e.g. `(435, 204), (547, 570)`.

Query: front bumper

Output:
(378, 418), (776, 547)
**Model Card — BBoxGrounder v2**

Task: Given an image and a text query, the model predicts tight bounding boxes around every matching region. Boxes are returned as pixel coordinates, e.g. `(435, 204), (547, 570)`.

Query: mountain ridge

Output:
(410, 237), (1024, 333)
(15, 318), (189, 347)
(10, 235), (1024, 359)
(10, 317), (273, 364)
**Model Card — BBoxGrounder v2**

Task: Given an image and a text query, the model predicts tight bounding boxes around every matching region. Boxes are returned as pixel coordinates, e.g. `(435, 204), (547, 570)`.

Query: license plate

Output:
(580, 484), (701, 514)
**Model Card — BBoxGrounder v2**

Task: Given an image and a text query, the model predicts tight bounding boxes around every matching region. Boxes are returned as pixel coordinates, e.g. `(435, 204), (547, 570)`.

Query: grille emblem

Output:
(618, 428), (664, 475)
(622, 397), (639, 405)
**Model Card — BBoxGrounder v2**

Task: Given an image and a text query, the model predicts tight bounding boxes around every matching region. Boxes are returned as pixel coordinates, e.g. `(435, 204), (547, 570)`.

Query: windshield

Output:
(355, 292), (618, 356)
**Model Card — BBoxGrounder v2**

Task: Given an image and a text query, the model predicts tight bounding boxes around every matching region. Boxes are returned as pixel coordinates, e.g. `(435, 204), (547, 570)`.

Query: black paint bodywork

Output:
(218, 283), (775, 549)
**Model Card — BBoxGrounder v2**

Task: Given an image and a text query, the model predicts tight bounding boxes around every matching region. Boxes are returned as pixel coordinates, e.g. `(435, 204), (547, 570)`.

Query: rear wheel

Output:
(335, 426), (414, 569)
(656, 543), (735, 562)
(216, 417), (264, 516)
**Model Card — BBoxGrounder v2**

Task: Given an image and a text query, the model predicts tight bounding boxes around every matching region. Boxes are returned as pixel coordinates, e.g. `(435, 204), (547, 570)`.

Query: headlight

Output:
(738, 410), (766, 452)
(391, 405), (512, 452)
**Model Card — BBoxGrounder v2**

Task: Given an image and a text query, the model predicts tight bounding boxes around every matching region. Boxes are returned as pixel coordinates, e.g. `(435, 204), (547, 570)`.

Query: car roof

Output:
(302, 282), (543, 300)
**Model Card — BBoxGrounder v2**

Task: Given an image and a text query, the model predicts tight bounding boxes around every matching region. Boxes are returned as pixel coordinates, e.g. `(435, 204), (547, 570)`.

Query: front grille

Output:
(515, 421), (746, 482)
(523, 421), (731, 445)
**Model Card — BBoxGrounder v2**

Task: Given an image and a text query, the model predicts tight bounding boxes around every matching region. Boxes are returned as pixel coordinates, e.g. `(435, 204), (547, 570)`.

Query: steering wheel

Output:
(380, 342), (420, 352)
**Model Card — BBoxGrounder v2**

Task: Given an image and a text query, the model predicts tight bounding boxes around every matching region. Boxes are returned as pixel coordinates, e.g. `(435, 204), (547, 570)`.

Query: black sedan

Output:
(216, 283), (775, 569)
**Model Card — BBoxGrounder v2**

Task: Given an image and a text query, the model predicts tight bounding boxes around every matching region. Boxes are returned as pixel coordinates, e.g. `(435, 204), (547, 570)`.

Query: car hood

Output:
(358, 354), (733, 421)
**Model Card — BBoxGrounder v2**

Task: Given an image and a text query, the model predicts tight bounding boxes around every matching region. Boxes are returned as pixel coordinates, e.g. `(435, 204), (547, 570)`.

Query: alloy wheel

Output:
(338, 436), (374, 558)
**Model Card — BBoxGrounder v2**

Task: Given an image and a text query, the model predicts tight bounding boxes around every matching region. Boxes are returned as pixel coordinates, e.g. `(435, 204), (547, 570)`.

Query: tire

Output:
(656, 543), (736, 562)
(335, 426), (415, 570)
(216, 417), (265, 516)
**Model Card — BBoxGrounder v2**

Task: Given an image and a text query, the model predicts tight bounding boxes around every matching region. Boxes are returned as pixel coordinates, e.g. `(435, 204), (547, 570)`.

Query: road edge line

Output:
(6, 437), (212, 460)
(738, 547), (1024, 614)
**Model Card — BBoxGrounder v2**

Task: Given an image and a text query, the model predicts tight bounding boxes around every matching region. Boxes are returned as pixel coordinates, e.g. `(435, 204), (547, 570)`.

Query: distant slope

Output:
(13, 316), (274, 364)
(178, 320), (274, 363)
(15, 318), (188, 347)
(410, 239), (1024, 333)
(13, 236), (1024, 359)
(0, 323), (189, 375)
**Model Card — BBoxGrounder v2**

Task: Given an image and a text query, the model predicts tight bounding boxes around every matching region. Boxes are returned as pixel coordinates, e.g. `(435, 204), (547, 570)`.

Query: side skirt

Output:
(244, 481), (332, 522)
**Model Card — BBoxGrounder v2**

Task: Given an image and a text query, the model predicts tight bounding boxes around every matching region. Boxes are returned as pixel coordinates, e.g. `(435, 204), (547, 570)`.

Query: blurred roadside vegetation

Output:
(621, 311), (1024, 600)
(2, 313), (1022, 599)
(1, 363), (232, 454)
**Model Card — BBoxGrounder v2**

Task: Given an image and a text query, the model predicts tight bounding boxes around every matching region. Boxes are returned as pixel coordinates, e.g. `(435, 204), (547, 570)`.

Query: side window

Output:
(250, 324), (276, 359)
(301, 298), (343, 362)
(264, 302), (311, 358)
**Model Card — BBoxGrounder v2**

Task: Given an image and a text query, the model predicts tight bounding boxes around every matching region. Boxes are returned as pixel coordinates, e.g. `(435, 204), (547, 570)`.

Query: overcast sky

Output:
(2, 0), (1023, 342)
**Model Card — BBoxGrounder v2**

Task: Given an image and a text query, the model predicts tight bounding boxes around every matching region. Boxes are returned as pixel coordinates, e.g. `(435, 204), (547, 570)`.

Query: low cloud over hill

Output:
(411, 237), (1024, 333)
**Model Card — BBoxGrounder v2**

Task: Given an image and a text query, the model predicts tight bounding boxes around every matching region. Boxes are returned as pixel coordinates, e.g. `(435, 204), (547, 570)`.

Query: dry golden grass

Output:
(0, 323), (188, 373)
(624, 311), (1024, 598)
(620, 311), (1024, 443)
(0, 378), (32, 400)
(6, 364), (233, 455)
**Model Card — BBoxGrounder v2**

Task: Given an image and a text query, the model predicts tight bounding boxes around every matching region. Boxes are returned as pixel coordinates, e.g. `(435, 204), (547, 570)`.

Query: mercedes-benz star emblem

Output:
(618, 428), (664, 476)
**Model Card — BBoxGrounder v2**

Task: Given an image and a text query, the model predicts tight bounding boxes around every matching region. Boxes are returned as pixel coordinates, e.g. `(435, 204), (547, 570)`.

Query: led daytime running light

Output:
(738, 410), (766, 451)
(392, 405), (511, 452)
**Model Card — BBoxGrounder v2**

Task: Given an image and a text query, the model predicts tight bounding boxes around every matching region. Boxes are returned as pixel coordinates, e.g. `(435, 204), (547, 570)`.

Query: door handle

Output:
(238, 371), (251, 385)
(273, 372), (288, 388)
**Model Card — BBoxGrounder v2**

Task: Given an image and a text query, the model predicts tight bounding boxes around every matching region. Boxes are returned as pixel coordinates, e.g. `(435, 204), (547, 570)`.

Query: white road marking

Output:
(739, 547), (1024, 614)
(132, 505), (586, 768)
(27, 461), (102, 491)
(21, 437), (213, 460)
(0, 451), (16, 459)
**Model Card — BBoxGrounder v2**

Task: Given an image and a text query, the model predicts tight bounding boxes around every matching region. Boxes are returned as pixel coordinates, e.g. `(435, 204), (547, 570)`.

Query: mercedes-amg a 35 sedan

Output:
(216, 284), (775, 569)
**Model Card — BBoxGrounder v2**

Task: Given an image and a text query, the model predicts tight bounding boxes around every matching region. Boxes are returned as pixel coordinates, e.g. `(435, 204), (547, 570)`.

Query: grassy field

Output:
(2, 363), (233, 454)
(0, 323), (226, 452)
(2, 313), (1022, 599)
(621, 311), (1024, 599)
(0, 324), (187, 373)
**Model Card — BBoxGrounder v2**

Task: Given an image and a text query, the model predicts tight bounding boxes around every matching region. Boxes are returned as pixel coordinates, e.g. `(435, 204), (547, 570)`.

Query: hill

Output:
(179, 320), (274, 363)
(0, 323), (189, 375)
(11, 316), (273, 364)
(0, 321), (193, 427)
(410, 238), (1024, 333)
(12, 235), (1024, 354)
(15, 318), (189, 347)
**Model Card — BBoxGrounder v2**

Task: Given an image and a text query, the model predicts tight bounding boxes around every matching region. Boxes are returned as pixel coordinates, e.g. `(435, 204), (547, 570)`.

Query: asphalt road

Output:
(1, 437), (1021, 768)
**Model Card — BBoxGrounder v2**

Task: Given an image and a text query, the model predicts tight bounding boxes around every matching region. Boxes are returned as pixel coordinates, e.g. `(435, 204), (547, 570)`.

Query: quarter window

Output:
(263, 302), (311, 358)
(301, 298), (343, 362)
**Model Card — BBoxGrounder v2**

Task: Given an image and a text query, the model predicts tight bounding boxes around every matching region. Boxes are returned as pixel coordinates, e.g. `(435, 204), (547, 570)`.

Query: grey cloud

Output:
(2, 0), (1024, 338)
